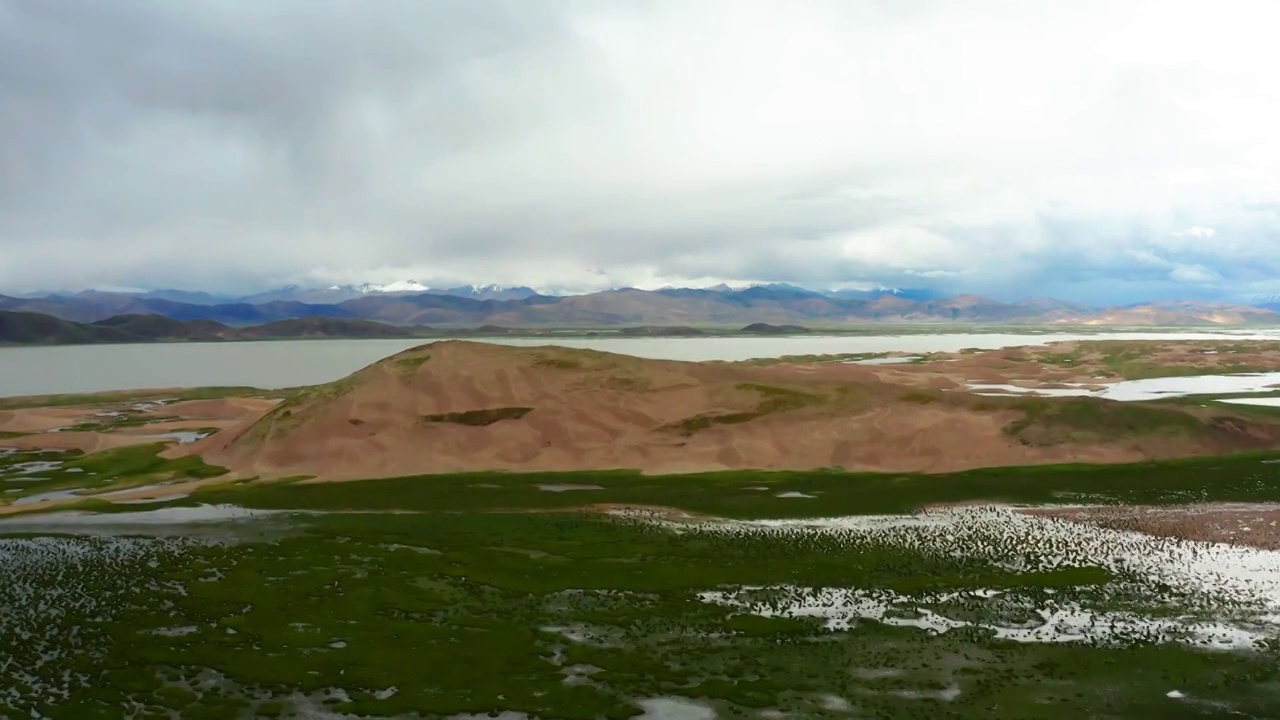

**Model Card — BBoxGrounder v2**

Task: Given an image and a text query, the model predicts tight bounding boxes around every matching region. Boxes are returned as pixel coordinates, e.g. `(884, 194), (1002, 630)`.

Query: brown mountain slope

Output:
(190, 341), (1280, 481)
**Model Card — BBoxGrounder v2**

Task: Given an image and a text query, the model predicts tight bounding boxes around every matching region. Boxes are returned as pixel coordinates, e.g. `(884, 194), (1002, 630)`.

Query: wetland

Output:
(4, 337), (1280, 718)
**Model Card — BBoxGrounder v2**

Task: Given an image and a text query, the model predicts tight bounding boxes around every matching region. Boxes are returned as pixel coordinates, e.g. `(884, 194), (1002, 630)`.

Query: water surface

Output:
(2, 331), (1278, 397)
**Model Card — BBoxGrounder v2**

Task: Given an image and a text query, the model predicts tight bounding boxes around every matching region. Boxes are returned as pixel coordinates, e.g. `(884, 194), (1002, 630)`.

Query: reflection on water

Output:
(2, 331), (1279, 397)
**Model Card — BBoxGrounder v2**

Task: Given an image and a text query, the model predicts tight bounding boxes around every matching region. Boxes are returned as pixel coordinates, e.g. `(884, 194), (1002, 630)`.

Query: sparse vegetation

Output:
(423, 407), (533, 426)
(900, 390), (939, 404)
(1004, 397), (1205, 446)
(391, 352), (430, 372)
(533, 356), (584, 369)
(665, 383), (823, 434)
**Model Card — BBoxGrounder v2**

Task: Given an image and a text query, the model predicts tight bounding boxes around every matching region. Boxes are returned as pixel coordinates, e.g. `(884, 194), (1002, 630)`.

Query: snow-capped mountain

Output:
(352, 280), (431, 294)
(233, 282), (541, 304)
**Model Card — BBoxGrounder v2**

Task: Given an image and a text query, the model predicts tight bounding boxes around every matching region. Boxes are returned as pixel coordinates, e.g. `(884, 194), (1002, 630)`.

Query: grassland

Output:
(7, 345), (1280, 720)
(3, 449), (1280, 718)
(1027, 340), (1280, 380)
(0, 443), (227, 508)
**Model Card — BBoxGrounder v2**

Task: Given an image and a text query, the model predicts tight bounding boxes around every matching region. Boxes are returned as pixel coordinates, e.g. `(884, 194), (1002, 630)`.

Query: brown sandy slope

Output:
(0, 397), (277, 454)
(190, 341), (1280, 481)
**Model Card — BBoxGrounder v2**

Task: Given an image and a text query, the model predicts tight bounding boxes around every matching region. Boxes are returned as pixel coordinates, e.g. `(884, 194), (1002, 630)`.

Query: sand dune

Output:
(191, 341), (1280, 481)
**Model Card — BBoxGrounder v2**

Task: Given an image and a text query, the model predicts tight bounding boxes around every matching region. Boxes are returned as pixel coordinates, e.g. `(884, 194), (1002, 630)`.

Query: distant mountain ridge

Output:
(0, 312), (435, 345)
(0, 287), (1275, 328)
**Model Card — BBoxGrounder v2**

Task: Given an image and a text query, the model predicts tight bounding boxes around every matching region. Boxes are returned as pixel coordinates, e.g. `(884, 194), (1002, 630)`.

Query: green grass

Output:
(155, 450), (1280, 519)
(4, 496), (1278, 718)
(391, 352), (431, 372)
(1003, 397), (1206, 446)
(5, 450), (1280, 718)
(0, 443), (226, 508)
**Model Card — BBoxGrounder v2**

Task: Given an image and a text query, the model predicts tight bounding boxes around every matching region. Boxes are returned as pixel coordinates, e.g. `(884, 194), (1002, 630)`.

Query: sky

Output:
(3, 0), (1280, 304)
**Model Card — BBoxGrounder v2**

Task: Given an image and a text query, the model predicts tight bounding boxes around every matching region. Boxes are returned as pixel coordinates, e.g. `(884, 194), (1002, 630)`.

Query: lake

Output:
(2, 331), (1279, 397)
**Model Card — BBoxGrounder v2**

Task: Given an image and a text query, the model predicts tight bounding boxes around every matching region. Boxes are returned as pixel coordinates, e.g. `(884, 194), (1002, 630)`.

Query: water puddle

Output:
(635, 697), (717, 720)
(1220, 397), (1280, 407)
(853, 356), (922, 365)
(1100, 372), (1280, 401)
(536, 484), (605, 492)
(666, 507), (1280, 650)
(116, 493), (191, 505)
(967, 383), (1094, 398)
(3, 461), (65, 474)
(968, 371), (1280, 402)
(0, 504), (284, 535)
(154, 430), (213, 444)
(13, 489), (84, 506)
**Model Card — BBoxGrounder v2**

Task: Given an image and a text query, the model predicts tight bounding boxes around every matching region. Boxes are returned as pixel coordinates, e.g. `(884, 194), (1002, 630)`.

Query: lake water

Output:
(2, 331), (1279, 397)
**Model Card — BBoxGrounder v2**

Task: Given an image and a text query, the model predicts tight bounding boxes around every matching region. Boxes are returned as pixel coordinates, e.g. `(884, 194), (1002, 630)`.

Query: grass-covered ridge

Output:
(1003, 397), (1207, 446)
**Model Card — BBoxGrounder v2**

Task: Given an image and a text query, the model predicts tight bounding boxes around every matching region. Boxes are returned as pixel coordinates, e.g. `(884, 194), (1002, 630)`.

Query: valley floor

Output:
(4, 339), (1280, 718)
(2, 459), (1280, 719)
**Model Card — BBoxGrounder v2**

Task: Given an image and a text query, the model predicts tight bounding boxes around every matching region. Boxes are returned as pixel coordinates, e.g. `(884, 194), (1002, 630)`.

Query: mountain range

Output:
(14, 282), (543, 306)
(2, 284), (1279, 329)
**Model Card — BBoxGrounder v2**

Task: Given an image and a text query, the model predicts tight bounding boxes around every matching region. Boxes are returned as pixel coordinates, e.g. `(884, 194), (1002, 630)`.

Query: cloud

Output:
(1172, 226), (1217, 238)
(1168, 264), (1221, 284)
(3, 0), (1280, 302)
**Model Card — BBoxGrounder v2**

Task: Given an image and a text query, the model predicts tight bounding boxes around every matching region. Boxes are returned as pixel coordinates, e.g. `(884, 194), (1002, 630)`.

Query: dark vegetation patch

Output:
(423, 407), (534, 426)
(664, 383), (824, 434)
(533, 356), (583, 370)
(618, 326), (705, 336)
(170, 450), (1280, 519)
(0, 310), (431, 345)
(739, 323), (810, 334)
(1004, 398), (1205, 446)
(391, 352), (430, 373)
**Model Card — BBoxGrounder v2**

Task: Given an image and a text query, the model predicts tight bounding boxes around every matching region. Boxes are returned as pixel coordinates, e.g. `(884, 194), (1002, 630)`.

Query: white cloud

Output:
(1169, 264), (1221, 284)
(1172, 226), (1217, 238)
(3, 0), (1280, 302)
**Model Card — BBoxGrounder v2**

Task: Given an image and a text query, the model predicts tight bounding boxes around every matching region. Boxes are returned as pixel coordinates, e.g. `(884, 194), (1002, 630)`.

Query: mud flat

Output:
(1023, 502), (1280, 549)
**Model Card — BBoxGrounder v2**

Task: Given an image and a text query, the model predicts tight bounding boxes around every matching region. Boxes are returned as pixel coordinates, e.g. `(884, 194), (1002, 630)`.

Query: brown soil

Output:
(1023, 503), (1280, 549)
(179, 340), (1280, 482)
(0, 398), (275, 455)
(0, 407), (96, 434)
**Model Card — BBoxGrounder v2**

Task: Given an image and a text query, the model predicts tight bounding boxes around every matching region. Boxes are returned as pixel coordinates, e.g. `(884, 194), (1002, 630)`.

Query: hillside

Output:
(4, 288), (1278, 328)
(189, 341), (1280, 480)
(0, 312), (431, 344)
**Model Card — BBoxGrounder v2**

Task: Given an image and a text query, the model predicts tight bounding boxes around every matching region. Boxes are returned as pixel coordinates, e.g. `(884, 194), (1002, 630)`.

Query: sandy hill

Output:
(192, 341), (1280, 481)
